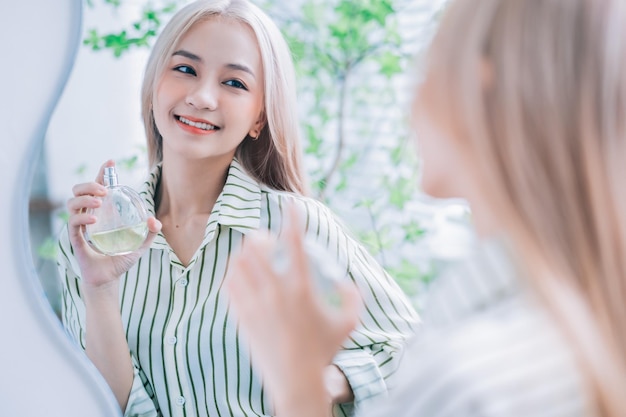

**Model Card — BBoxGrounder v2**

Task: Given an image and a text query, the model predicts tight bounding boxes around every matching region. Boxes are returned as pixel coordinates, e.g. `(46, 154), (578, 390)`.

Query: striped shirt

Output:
(362, 240), (594, 417)
(58, 158), (418, 417)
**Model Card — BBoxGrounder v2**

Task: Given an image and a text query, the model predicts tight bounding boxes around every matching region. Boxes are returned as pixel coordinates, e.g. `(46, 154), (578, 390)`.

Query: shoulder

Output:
(259, 188), (350, 235)
(373, 296), (591, 417)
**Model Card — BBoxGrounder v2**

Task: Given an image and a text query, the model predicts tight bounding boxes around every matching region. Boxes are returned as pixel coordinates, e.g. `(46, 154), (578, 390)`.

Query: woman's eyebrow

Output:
(172, 49), (202, 62)
(172, 50), (255, 79)
(226, 63), (256, 79)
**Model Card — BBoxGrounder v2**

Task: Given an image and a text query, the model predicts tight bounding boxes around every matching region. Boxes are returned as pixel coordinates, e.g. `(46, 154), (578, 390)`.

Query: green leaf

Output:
(163, 2), (178, 13)
(387, 259), (433, 297)
(354, 198), (374, 209)
(144, 9), (159, 24)
(313, 178), (327, 193)
(75, 164), (87, 176)
(57, 211), (70, 223)
(357, 225), (393, 256)
(304, 123), (325, 156)
(402, 220), (426, 243)
(37, 238), (58, 261)
(83, 29), (102, 50)
(377, 50), (402, 78)
(340, 152), (359, 170)
(386, 176), (415, 209)
(390, 145), (404, 165)
(118, 155), (139, 170)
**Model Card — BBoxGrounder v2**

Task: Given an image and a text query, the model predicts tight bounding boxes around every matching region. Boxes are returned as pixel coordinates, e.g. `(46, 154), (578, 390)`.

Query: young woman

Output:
(57, 1), (418, 416)
(228, 0), (626, 416)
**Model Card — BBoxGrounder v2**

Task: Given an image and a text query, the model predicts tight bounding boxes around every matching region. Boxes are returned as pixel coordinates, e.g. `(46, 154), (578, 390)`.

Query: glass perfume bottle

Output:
(272, 237), (346, 307)
(84, 166), (149, 256)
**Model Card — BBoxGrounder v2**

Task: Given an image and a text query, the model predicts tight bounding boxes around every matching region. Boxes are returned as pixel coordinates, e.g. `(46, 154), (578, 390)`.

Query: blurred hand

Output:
(227, 207), (361, 416)
(66, 160), (161, 291)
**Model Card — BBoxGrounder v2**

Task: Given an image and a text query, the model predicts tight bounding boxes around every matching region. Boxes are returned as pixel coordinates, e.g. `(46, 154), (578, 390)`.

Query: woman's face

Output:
(411, 90), (471, 200)
(153, 17), (265, 164)
(412, 82), (499, 236)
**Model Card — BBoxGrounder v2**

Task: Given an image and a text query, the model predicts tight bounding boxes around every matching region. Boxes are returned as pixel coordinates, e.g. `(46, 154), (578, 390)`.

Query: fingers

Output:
(67, 194), (103, 214)
(283, 204), (313, 292)
(146, 216), (162, 234)
(67, 211), (95, 251)
(333, 281), (362, 340)
(71, 181), (106, 197)
(136, 217), (162, 253)
(241, 233), (279, 289)
(228, 254), (261, 320)
(66, 184), (105, 253)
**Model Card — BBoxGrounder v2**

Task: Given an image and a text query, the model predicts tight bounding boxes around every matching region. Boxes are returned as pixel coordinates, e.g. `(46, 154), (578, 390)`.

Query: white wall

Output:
(45, 2), (154, 209)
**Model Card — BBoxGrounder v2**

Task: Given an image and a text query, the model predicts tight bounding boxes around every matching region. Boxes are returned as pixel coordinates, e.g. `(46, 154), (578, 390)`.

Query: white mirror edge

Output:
(0, 1), (122, 415)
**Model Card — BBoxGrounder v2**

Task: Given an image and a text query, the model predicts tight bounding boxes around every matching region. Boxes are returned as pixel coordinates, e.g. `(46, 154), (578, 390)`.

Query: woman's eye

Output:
(174, 65), (196, 76)
(224, 79), (247, 90)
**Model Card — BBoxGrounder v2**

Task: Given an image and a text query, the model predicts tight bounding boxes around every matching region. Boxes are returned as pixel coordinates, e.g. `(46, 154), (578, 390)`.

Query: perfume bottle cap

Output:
(103, 166), (118, 187)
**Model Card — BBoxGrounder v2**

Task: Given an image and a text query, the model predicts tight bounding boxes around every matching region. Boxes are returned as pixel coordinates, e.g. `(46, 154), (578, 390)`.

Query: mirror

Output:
(0, 1), (121, 415)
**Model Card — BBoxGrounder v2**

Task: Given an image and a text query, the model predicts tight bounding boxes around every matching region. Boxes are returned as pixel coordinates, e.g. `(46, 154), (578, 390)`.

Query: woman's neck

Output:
(155, 154), (232, 220)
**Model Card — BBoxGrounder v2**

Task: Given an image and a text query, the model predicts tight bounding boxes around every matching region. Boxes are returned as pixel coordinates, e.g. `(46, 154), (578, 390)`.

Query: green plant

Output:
(260, 0), (440, 299)
(83, 0), (178, 57)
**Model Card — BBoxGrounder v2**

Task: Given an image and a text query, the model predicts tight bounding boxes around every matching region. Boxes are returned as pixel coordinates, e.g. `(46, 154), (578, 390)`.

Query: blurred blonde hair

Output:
(141, 0), (307, 194)
(419, 0), (626, 415)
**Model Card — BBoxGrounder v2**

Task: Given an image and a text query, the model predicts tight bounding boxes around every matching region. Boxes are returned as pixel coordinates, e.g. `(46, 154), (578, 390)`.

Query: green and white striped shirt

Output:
(58, 159), (418, 417)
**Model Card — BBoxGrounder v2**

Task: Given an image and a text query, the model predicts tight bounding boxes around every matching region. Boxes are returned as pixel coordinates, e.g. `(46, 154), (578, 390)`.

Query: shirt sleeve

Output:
(57, 226), (160, 417)
(302, 201), (420, 415)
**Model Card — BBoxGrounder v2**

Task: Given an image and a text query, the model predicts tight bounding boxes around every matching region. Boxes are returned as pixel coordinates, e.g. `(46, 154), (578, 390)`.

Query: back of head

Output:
(420, 0), (626, 415)
(141, 0), (307, 194)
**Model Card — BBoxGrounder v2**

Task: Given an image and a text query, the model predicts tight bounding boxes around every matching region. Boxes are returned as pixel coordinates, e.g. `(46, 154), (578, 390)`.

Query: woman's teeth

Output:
(178, 116), (218, 131)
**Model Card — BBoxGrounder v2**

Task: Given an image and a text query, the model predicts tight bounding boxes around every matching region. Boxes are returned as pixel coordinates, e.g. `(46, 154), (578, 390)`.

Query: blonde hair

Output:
(419, 0), (626, 415)
(141, 0), (307, 194)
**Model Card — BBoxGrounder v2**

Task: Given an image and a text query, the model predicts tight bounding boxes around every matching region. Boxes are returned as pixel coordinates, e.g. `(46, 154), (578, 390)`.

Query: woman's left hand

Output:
(227, 209), (361, 417)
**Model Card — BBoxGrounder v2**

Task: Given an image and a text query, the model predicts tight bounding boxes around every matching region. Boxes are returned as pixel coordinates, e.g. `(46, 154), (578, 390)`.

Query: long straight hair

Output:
(419, 0), (626, 415)
(141, 0), (308, 194)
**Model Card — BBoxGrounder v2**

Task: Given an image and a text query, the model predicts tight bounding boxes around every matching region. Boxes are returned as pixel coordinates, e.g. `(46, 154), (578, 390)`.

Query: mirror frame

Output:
(0, 2), (122, 415)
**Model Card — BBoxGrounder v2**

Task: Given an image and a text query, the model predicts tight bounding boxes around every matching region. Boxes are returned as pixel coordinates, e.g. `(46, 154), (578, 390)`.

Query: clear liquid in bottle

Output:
(88, 223), (148, 255)
(84, 166), (149, 256)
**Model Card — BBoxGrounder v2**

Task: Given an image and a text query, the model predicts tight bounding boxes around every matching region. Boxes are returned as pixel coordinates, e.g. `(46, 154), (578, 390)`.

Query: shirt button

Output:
(176, 396), (185, 406)
(178, 279), (188, 287)
(167, 336), (177, 345)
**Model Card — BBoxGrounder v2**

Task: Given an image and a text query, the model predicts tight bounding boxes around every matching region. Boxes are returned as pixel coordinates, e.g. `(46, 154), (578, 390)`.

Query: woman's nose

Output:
(186, 81), (218, 111)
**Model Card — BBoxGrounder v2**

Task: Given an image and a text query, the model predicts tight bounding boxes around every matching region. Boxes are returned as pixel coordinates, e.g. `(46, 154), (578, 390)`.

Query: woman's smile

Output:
(174, 114), (220, 135)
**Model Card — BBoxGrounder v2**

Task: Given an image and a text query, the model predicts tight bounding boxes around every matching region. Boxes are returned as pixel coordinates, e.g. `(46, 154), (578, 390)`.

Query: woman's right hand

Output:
(66, 160), (161, 292)
(227, 207), (361, 417)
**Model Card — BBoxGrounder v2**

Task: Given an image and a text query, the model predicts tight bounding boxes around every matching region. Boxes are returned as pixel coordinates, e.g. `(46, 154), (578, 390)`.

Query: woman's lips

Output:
(175, 115), (220, 134)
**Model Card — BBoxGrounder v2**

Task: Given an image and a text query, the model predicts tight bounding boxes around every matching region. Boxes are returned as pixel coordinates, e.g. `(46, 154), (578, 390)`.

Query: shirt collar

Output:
(139, 158), (263, 252)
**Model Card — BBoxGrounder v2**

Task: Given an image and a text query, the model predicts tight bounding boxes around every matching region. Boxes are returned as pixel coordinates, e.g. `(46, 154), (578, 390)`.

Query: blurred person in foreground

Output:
(227, 0), (626, 416)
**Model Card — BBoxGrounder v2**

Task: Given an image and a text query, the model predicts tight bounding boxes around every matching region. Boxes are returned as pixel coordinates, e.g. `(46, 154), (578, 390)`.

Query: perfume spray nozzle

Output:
(103, 166), (119, 187)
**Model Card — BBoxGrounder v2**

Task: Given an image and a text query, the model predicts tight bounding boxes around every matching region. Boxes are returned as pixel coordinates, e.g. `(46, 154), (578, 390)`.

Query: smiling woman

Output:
(152, 16), (266, 196)
(56, 1), (418, 417)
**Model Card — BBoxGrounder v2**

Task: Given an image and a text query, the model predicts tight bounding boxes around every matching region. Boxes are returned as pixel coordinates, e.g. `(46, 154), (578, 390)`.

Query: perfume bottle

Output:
(84, 166), (149, 256)
(272, 237), (346, 307)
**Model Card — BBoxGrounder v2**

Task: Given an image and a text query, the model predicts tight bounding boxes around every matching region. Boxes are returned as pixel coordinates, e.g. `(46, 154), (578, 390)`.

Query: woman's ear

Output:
(249, 110), (266, 139)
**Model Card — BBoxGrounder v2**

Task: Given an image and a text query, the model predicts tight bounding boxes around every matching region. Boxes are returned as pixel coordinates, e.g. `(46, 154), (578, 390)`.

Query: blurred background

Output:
(29, 0), (474, 316)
